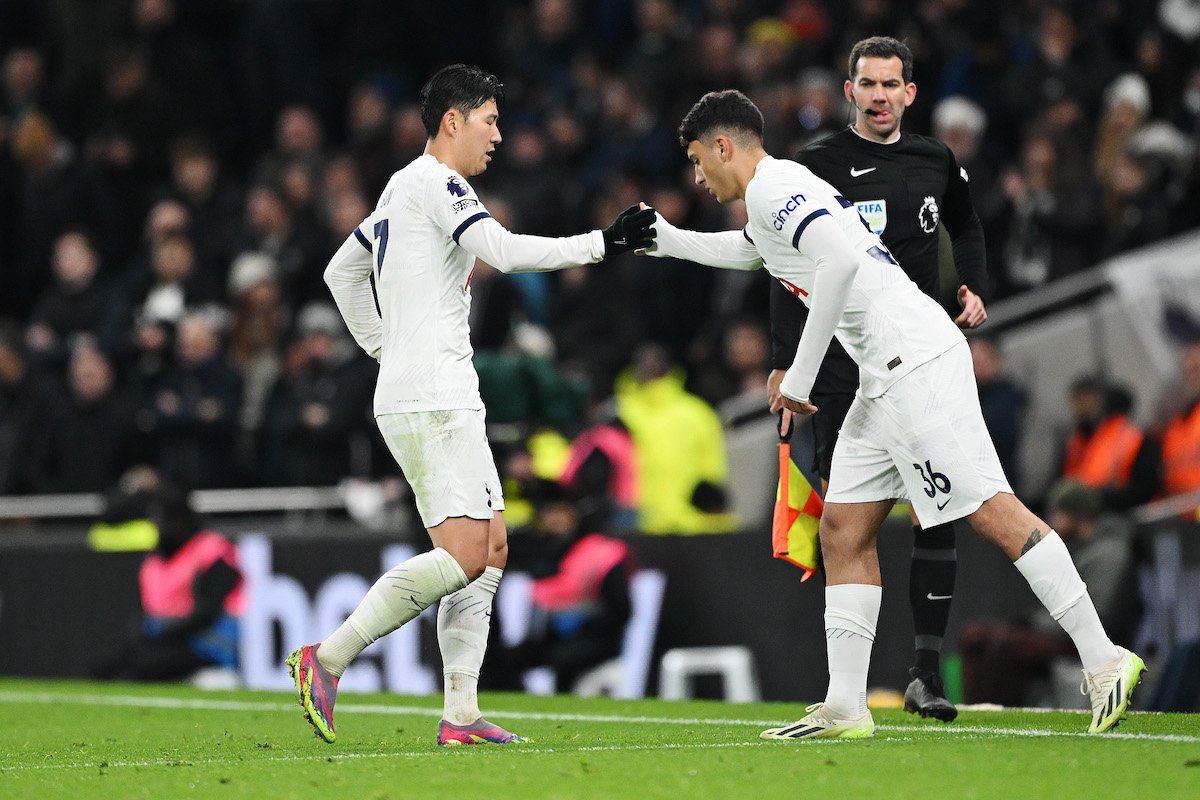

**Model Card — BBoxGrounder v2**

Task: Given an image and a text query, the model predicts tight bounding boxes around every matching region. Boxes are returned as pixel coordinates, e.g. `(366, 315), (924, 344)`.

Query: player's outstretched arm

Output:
(324, 228), (382, 360)
(642, 211), (762, 270)
(456, 204), (656, 274)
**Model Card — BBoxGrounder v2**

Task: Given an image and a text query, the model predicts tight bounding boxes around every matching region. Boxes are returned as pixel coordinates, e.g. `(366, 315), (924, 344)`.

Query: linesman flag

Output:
(772, 412), (823, 580)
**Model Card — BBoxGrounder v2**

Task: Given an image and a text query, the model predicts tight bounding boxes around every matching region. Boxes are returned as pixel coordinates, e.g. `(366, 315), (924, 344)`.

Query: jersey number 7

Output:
(374, 220), (389, 276)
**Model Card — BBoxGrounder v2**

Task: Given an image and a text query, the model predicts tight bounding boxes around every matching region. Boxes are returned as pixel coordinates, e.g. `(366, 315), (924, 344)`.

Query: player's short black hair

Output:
(677, 89), (764, 147)
(419, 64), (505, 138)
(848, 36), (914, 85)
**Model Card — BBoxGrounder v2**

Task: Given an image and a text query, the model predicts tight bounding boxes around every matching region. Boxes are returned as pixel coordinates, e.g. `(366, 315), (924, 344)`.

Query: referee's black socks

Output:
(910, 522), (957, 675)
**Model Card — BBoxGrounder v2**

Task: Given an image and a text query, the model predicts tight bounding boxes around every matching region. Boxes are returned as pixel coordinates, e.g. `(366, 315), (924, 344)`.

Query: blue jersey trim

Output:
(742, 226), (755, 245)
(792, 208), (830, 249)
(452, 212), (492, 244)
(354, 227), (371, 251)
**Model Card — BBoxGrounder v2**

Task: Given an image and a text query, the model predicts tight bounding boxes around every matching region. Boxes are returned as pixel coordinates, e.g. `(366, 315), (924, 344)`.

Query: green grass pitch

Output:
(1, 678), (1197, 799)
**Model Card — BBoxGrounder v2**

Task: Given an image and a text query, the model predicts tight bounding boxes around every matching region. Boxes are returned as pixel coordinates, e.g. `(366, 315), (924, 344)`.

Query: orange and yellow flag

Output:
(772, 416), (823, 580)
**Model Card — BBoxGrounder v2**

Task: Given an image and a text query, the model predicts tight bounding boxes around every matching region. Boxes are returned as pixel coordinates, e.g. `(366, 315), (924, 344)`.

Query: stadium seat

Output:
(659, 645), (761, 703)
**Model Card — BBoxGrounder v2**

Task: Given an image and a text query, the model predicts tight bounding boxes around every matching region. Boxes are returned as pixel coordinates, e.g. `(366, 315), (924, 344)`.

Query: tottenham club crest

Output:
(918, 195), (940, 233)
(446, 176), (468, 197)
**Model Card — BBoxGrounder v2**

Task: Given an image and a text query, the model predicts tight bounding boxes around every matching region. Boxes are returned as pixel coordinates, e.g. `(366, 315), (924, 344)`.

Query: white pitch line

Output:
(2, 690), (1196, 746)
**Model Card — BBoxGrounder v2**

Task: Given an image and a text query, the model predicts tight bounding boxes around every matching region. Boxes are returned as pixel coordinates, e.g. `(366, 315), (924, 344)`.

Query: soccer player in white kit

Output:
(644, 89), (1144, 738)
(286, 64), (656, 746)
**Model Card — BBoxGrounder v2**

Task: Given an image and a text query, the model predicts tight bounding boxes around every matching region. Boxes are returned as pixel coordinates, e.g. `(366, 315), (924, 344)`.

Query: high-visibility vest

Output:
(1163, 401), (1200, 497)
(139, 531), (245, 619)
(532, 533), (632, 611)
(1062, 415), (1144, 488)
(559, 424), (640, 506)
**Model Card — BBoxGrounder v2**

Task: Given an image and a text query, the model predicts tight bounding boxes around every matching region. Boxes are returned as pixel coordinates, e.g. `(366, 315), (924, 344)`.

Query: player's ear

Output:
(904, 81), (917, 108)
(441, 109), (458, 137)
(714, 135), (733, 161)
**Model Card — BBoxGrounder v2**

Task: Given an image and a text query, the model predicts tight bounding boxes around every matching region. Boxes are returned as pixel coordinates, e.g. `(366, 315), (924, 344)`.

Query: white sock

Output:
(823, 584), (881, 717)
(1013, 530), (1120, 673)
(438, 565), (502, 725)
(318, 547), (468, 678)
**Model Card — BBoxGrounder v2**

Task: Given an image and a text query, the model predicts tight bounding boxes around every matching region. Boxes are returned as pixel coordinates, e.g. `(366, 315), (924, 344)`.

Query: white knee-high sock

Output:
(438, 566), (502, 725)
(318, 547), (469, 678)
(823, 584), (882, 717)
(1013, 530), (1119, 672)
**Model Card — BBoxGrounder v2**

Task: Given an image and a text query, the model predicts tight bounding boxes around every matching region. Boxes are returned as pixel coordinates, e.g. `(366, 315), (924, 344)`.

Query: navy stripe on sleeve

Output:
(742, 226), (755, 245)
(452, 212), (492, 244)
(792, 208), (830, 249)
(354, 227), (371, 251)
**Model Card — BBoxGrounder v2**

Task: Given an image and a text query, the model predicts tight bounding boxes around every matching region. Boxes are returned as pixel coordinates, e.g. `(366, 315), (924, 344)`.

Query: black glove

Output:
(601, 204), (657, 256)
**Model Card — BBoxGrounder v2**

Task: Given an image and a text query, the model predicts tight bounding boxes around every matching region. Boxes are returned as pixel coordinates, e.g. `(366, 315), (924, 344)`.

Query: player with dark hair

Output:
(286, 64), (655, 747)
(645, 88), (1143, 739)
(769, 35), (989, 721)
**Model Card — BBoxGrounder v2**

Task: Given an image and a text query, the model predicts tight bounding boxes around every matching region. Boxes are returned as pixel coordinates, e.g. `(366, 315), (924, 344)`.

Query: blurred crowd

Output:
(2, 1), (1200, 530)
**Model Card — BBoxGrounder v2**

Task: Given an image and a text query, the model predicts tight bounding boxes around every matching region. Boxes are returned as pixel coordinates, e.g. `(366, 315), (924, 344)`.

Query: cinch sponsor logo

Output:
(772, 194), (807, 230)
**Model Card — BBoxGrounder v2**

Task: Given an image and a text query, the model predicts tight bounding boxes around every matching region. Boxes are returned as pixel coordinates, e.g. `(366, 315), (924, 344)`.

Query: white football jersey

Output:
(744, 156), (962, 398)
(357, 154), (494, 413)
(327, 153), (603, 415)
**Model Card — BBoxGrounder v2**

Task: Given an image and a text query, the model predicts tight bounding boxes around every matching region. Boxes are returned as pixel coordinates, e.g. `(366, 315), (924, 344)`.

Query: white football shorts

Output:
(376, 408), (504, 529)
(824, 340), (1011, 526)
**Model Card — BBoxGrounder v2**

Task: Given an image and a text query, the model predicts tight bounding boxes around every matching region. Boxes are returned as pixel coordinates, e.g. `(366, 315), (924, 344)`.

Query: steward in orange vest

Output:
(1162, 395), (1200, 502)
(1061, 381), (1160, 511)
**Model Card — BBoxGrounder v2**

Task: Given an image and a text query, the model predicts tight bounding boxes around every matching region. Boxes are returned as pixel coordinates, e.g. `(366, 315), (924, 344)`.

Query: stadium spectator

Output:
(235, 181), (327, 309)
(225, 252), (285, 476)
(254, 104), (326, 186)
(120, 229), (218, 350)
(85, 47), (185, 257)
(30, 342), (144, 493)
(1059, 377), (1161, 512)
(998, 2), (1115, 149)
(162, 134), (243, 278)
(616, 343), (738, 534)
(345, 81), (398, 201)
(258, 302), (372, 486)
(7, 111), (115, 317)
(1, 45), (44, 119)
(687, 314), (771, 408)
(145, 311), (242, 489)
(24, 229), (113, 369)
(994, 124), (1102, 298)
